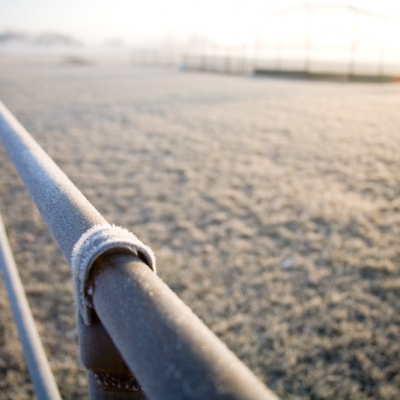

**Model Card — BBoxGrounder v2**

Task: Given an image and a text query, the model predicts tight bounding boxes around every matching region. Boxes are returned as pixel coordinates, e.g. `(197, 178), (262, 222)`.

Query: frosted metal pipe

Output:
(0, 101), (107, 261)
(0, 214), (61, 400)
(91, 253), (278, 400)
(0, 101), (279, 399)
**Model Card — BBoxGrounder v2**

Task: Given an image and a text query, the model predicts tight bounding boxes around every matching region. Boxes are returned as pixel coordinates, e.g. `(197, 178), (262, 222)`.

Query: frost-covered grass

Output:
(0, 56), (400, 399)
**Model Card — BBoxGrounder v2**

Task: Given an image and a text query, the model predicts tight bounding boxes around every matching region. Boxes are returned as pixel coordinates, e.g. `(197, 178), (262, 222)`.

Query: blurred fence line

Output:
(0, 101), (279, 399)
(131, 3), (400, 80)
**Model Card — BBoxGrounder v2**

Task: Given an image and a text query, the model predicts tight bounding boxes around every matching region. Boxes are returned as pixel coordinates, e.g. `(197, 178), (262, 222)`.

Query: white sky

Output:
(0, 0), (400, 45)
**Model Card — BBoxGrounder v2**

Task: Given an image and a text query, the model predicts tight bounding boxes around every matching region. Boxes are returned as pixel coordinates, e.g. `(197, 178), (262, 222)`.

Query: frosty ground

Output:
(0, 56), (399, 399)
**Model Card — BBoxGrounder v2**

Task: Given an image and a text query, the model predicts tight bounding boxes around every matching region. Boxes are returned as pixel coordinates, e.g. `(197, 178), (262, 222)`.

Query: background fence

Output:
(131, 3), (400, 79)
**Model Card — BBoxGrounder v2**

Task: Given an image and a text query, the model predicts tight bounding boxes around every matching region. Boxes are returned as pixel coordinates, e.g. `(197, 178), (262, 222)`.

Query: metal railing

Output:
(0, 101), (278, 400)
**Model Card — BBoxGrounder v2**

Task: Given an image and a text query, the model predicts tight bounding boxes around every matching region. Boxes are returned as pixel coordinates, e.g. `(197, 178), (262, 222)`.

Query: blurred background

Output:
(1, 0), (400, 77)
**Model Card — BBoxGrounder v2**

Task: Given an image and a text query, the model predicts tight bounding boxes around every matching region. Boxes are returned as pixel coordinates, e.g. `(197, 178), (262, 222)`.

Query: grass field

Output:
(0, 56), (400, 399)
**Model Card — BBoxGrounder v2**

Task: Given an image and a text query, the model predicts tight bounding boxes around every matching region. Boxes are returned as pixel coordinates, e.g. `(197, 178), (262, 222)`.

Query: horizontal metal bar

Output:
(0, 214), (61, 400)
(0, 101), (279, 399)
(0, 100), (106, 261)
(91, 252), (278, 400)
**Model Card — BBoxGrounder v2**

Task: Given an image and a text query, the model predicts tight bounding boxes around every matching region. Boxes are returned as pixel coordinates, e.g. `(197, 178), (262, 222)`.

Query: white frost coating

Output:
(71, 224), (156, 325)
(0, 100), (108, 260)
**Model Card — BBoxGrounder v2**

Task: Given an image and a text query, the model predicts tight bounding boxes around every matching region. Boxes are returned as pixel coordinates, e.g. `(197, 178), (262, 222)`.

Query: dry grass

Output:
(0, 56), (400, 399)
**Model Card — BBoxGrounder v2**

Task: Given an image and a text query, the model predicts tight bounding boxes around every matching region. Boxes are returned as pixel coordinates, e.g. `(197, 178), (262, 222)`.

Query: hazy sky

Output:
(1, 0), (400, 45)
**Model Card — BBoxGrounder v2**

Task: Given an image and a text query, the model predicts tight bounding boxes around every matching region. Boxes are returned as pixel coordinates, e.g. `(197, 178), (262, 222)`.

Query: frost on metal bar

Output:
(0, 101), (279, 399)
(0, 100), (106, 260)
